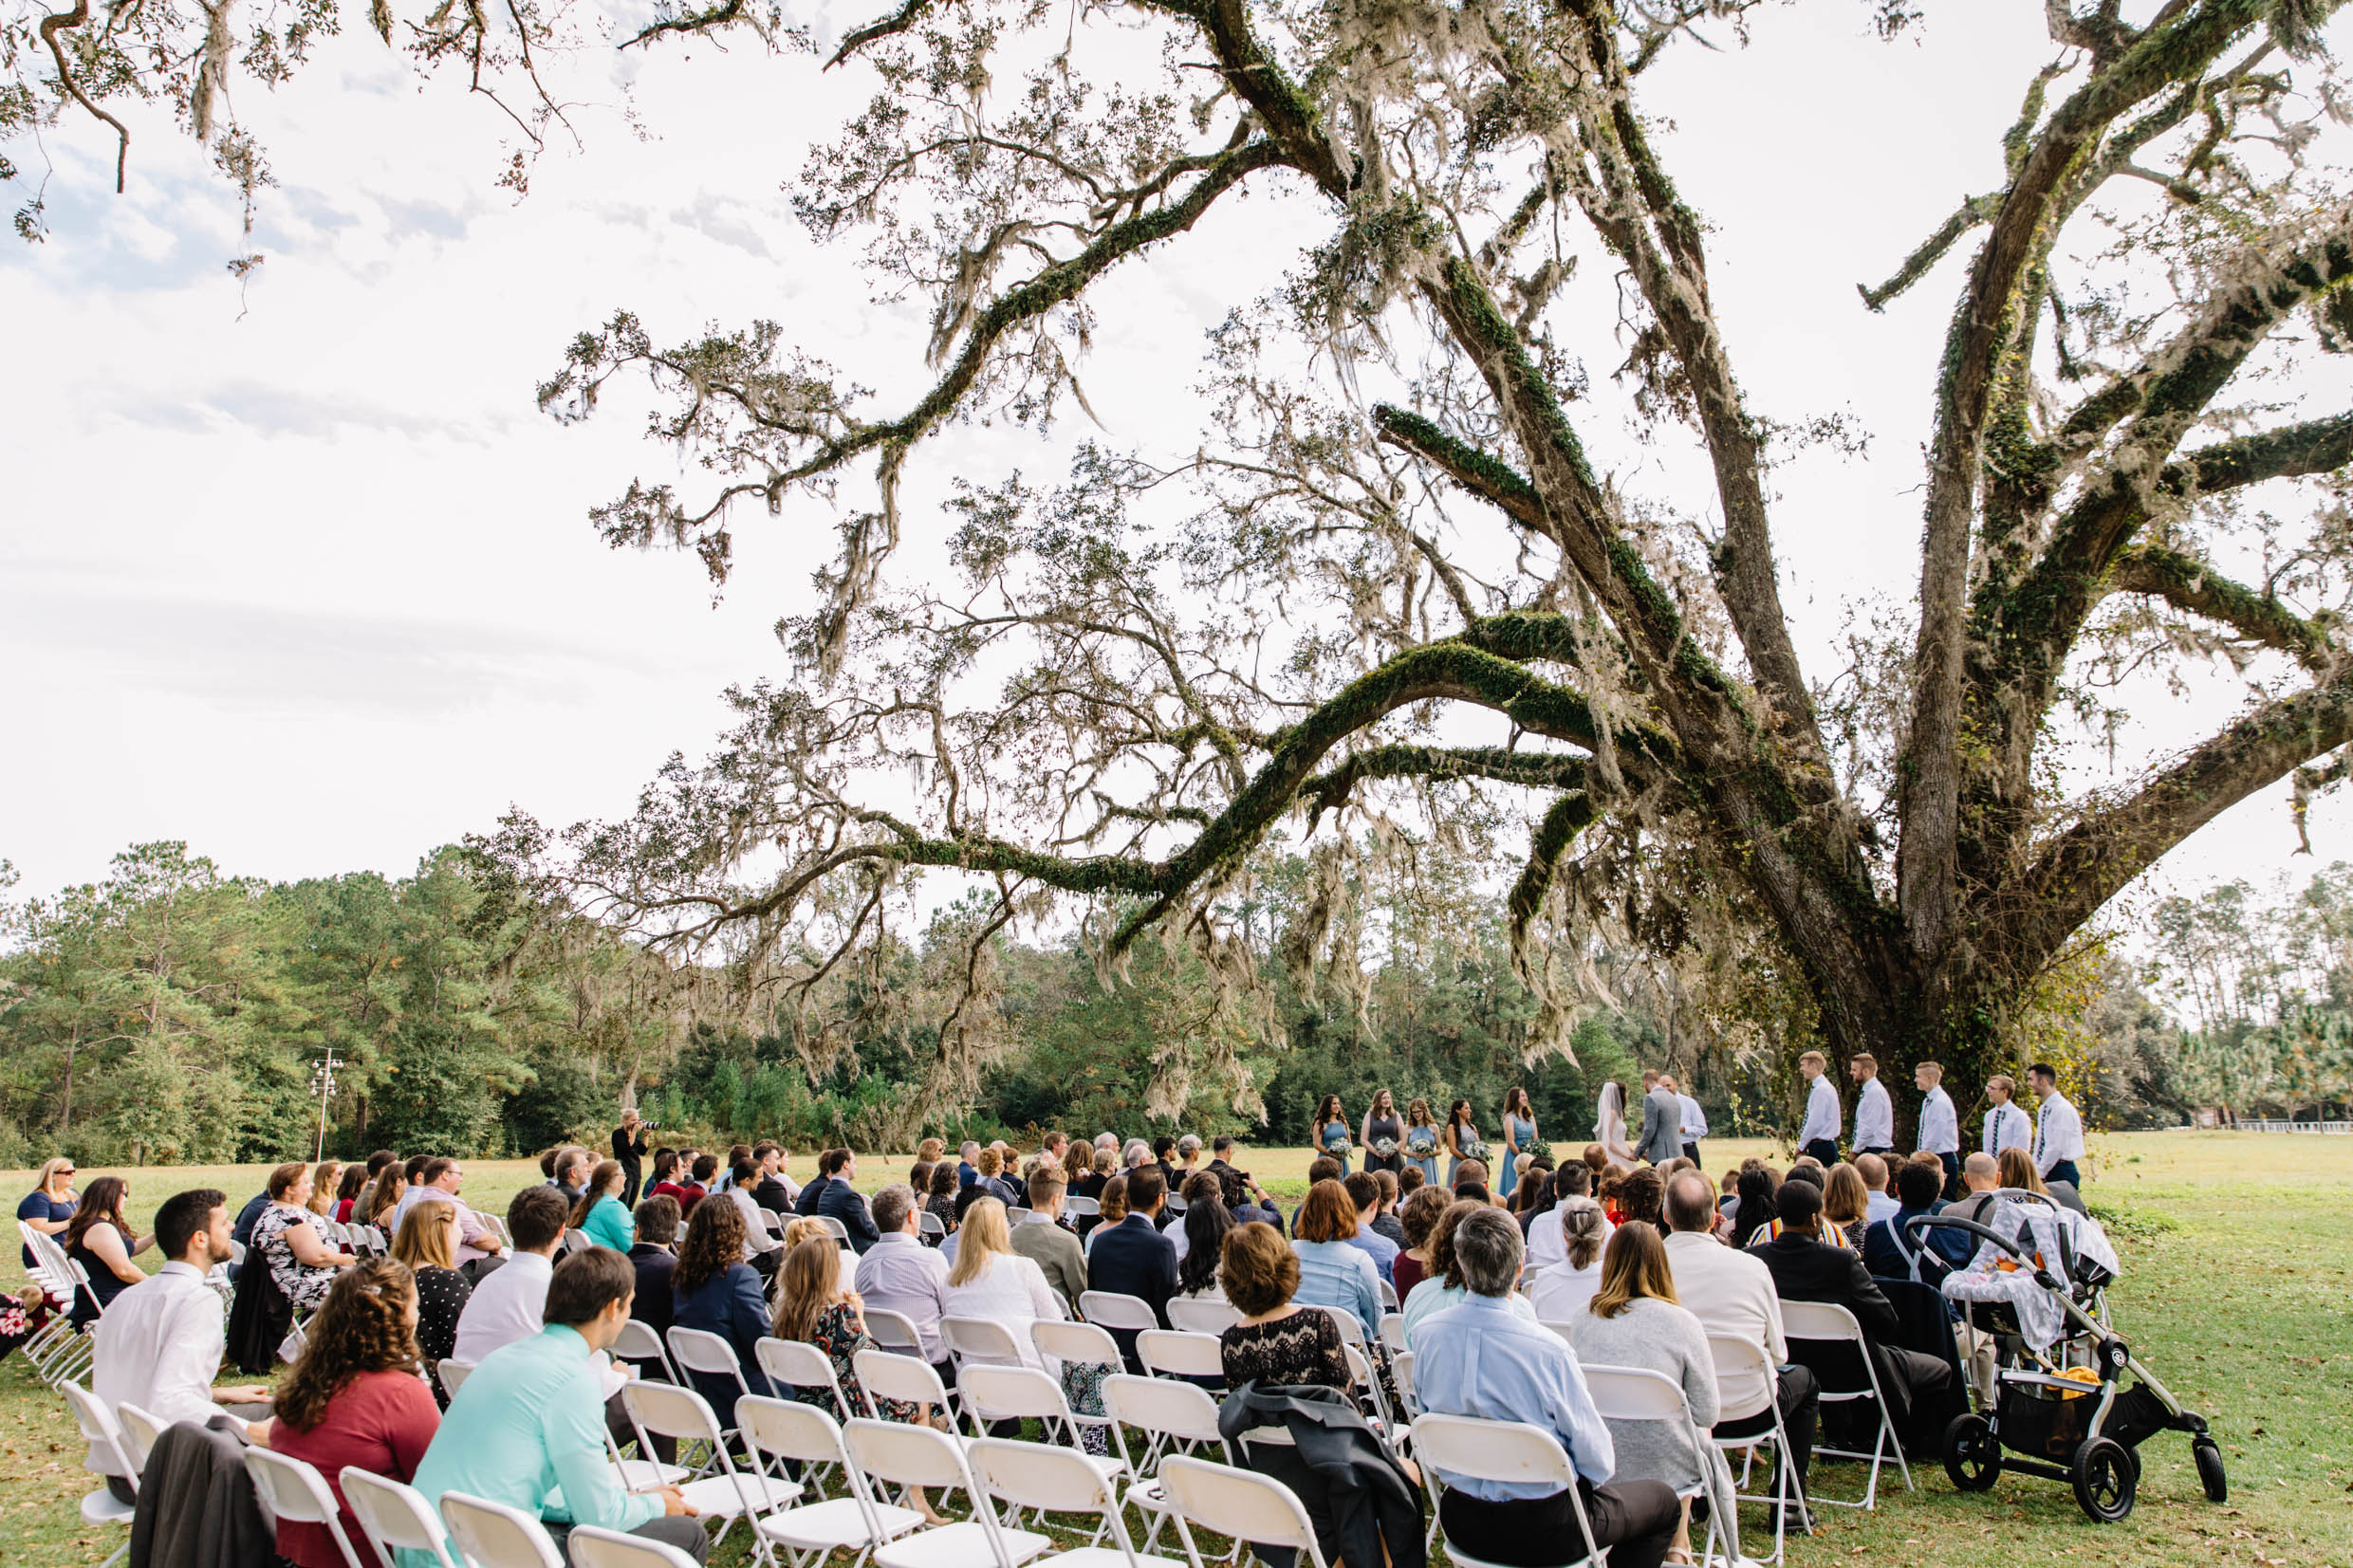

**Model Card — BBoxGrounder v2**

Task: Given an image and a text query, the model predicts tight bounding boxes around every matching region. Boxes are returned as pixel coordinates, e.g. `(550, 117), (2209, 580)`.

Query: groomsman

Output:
(1982, 1074), (2031, 1160)
(2029, 1063), (2085, 1189)
(1915, 1061), (1961, 1198)
(1797, 1051), (1842, 1165)
(1849, 1054), (1895, 1156)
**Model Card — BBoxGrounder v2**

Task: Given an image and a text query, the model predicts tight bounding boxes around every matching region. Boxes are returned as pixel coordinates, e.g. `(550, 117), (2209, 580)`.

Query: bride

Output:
(1594, 1081), (1640, 1170)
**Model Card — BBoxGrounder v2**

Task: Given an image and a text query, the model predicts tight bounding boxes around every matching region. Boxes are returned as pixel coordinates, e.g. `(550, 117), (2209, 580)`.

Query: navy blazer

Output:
(673, 1261), (776, 1427)
(1085, 1212), (1178, 1360)
(813, 1178), (882, 1253)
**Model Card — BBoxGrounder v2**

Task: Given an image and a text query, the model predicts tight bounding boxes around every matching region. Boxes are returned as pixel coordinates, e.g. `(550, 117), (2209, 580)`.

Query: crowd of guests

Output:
(32, 1056), (2101, 1568)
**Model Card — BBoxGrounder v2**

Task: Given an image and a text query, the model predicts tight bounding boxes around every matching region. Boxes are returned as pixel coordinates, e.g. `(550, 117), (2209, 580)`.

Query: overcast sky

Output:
(4, 1), (2348, 940)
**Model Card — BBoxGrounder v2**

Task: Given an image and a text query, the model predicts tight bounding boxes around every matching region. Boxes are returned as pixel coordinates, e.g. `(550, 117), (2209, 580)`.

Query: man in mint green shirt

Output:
(405, 1247), (706, 1564)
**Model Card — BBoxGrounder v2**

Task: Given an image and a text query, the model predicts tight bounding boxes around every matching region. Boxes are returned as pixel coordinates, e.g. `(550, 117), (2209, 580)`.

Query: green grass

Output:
(3, 1133), (2347, 1564)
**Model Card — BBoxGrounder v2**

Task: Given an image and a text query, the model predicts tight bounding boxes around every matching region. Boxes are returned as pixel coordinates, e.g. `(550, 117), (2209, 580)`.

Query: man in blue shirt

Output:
(1341, 1173), (1399, 1284)
(405, 1247), (708, 1565)
(1417, 1208), (1678, 1568)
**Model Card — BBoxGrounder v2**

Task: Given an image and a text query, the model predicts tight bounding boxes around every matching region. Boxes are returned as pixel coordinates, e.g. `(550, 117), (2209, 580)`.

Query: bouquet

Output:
(1459, 1137), (1490, 1164)
(1372, 1136), (1399, 1157)
(1406, 1128), (1437, 1156)
(1514, 1127), (1539, 1153)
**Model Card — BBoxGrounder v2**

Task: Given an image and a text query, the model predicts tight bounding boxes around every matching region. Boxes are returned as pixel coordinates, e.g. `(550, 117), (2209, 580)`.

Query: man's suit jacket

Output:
(810, 1178), (882, 1253)
(1084, 1212), (1178, 1360)
(752, 1176), (795, 1216)
(1637, 1087), (1683, 1164)
(1010, 1214), (1089, 1312)
(1756, 1229), (1919, 1425)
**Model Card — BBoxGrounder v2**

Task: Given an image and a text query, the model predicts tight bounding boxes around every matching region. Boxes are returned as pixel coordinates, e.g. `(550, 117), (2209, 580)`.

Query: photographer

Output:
(611, 1108), (652, 1208)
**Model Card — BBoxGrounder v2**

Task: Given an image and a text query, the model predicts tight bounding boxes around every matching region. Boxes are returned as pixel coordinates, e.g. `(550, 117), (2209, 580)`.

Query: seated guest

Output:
(1391, 1186), (1451, 1301)
(1417, 1208), (1680, 1568)
(1009, 1166), (1088, 1312)
(1659, 1171), (1817, 1505)
(1864, 1159), (1952, 1284)
(669, 1194), (777, 1430)
(409, 1249), (704, 1562)
(361, 1168), (407, 1233)
(644, 1150), (689, 1208)
(550, 1148), (594, 1207)
(1218, 1221), (1351, 1393)
(1400, 1199), (1541, 1351)
(251, 1162), (359, 1316)
(924, 1160), (962, 1238)
(677, 1153), (716, 1215)
(973, 1147), (1021, 1208)
(722, 1159), (784, 1273)
(1613, 1167), (1665, 1235)
(392, 1202), (472, 1386)
(1566, 1224), (1724, 1566)
(1176, 1184), (1234, 1300)
(1528, 1202), (1608, 1321)
(1341, 1173), (1399, 1285)
(18, 1157), (79, 1267)
(62, 1176), (152, 1327)
(773, 1237), (943, 1520)
(1290, 1179), (1382, 1333)
(944, 1198), (1068, 1370)
(1743, 1165), (1850, 1250)
(938, 1182), (994, 1267)
(331, 1163), (368, 1225)
(855, 1184), (954, 1384)
(393, 1158), (507, 1270)
(1450, 1157), (1489, 1195)
(1752, 1180), (1959, 1456)
(1085, 1167), (1176, 1361)
(233, 1187), (273, 1248)
(1369, 1171), (1406, 1248)
(1730, 1165), (1779, 1246)
(1083, 1172), (1130, 1258)
(1162, 1171), (1219, 1263)
(751, 1143), (800, 1213)
(453, 1187), (576, 1364)
(573, 1160), (636, 1253)
(88, 1189), (271, 1502)
(626, 1196), (681, 1345)
(1823, 1164), (1872, 1252)
(1928, 1153), (2005, 1268)
(1527, 1163), (1609, 1272)
(1996, 1145), (2087, 1213)
(1855, 1153), (1899, 1227)
(1510, 1168), (1549, 1226)
(956, 1141), (983, 1190)
(268, 1260), (441, 1568)
(801, 1149), (884, 1253)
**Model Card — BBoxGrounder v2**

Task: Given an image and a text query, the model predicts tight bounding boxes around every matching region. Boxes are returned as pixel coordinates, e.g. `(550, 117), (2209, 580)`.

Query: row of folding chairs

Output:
(16, 1222), (97, 1388)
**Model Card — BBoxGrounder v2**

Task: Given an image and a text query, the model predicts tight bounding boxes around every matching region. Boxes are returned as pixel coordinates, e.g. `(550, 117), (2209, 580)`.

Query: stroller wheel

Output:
(2070, 1436), (2137, 1522)
(2193, 1436), (2228, 1503)
(1943, 1412), (2002, 1492)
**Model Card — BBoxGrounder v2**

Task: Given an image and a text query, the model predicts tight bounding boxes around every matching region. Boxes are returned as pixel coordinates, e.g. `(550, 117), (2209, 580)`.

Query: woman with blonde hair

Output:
(18, 1157), (80, 1268)
(944, 1198), (1067, 1368)
(1823, 1163), (1872, 1252)
(1995, 1146), (2047, 1196)
(306, 1162), (343, 1217)
(391, 1202), (471, 1379)
(1084, 1172), (1129, 1257)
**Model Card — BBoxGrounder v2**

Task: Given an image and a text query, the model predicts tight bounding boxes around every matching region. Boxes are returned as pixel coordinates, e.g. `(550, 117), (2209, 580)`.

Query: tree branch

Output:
(2108, 544), (2339, 673)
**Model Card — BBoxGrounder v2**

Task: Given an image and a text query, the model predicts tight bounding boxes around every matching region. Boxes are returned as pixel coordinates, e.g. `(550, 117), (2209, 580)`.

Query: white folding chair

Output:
(621, 1378), (803, 1549)
(738, 1395), (926, 1568)
(1778, 1299), (1913, 1510)
(1391, 1350), (1418, 1417)
(864, 1307), (929, 1358)
(666, 1325), (753, 1446)
(941, 1316), (1031, 1373)
(114, 1401), (167, 1476)
(1706, 1334), (1809, 1563)
(815, 1215), (851, 1243)
(614, 1317), (681, 1384)
(439, 1489), (564, 1568)
(844, 1417), (1053, 1568)
(1583, 1363), (1735, 1568)
(1135, 1329), (1223, 1383)
(756, 1336), (856, 1423)
(1078, 1291), (1159, 1336)
(1411, 1412), (1605, 1568)
(245, 1448), (370, 1568)
(1155, 1456), (1328, 1568)
(1166, 1298), (1240, 1336)
(566, 1524), (705, 1568)
(1377, 1278), (1400, 1313)
(341, 1467), (463, 1568)
(970, 1435), (1188, 1568)
(1101, 1374), (1233, 1559)
(1032, 1319), (1123, 1380)
(1377, 1311), (1409, 1355)
(437, 1356), (477, 1403)
(1064, 1196), (1101, 1218)
(61, 1382), (139, 1566)
(917, 1212), (948, 1242)
(956, 1364), (1121, 1487)
(1539, 1319), (1582, 1341)
(854, 1347), (959, 1427)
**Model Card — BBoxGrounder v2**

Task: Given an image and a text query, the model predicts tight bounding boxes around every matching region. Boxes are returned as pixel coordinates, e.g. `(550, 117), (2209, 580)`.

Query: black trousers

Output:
(1440, 1478), (1680, 1568)
(1713, 1363), (1819, 1485)
(620, 1162), (643, 1209)
(1803, 1138), (1841, 1166)
(1682, 1142), (1701, 1166)
(2047, 1159), (2083, 1188)
(1936, 1151), (1961, 1201)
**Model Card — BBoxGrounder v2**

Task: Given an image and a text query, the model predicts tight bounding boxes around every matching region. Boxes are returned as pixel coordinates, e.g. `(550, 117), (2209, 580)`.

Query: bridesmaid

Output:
(1499, 1087), (1539, 1194)
(1360, 1090), (1403, 1175)
(1441, 1099), (1483, 1190)
(1313, 1095), (1353, 1174)
(1404, 1099), (1440, 1184)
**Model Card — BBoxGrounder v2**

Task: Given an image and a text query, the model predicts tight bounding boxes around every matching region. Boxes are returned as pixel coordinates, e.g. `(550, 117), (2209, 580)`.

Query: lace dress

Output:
(1220, 1309), (1352, 1393)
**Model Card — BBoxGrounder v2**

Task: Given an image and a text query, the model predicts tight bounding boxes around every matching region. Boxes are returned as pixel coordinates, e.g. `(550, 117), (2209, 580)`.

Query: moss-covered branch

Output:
(1299, 744), (1590, 826)
(1369, 406), (1547, 531)
(2108, 545), (2339, 673)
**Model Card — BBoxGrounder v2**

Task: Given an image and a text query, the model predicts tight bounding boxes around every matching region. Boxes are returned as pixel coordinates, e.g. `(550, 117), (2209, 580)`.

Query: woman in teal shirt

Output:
(571, 1160), (636, 1252)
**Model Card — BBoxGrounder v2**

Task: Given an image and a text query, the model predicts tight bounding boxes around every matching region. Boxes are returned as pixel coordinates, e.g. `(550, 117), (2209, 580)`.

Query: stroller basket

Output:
(1998, 1378), (2097, 1462)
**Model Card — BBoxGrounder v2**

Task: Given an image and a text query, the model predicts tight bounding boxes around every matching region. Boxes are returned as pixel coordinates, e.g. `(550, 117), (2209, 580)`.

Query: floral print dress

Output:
(799, 1301), (919, 1424)
(253, 1203), (339, 1313)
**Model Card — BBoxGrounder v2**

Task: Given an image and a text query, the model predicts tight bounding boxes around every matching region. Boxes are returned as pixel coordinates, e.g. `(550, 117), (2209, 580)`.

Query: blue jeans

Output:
(2047, 1159), (2082, 1188)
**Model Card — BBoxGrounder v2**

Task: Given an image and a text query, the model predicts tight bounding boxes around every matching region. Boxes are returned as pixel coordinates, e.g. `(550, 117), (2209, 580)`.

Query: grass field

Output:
(3, 1132), (2348, 1565)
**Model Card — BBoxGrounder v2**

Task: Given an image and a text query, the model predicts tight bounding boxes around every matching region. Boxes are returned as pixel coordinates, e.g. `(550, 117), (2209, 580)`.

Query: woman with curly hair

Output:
(267, 1259), (440, 1568)
(670, 1191), (776, 1428)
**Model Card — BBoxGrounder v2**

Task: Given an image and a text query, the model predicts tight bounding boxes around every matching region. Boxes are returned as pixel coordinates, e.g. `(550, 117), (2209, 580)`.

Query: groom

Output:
(1637, 1071), (1683, 1166)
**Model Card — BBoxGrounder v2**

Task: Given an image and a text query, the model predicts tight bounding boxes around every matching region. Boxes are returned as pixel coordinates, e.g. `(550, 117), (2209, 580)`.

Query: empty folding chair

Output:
(1581, 1364), (1735, 1568)
(1410, 1412), (1606, 1568)
(917, 1212), (948, 1244)
(1078, 1292), (1159, 1337)
(970, 1435), (1188, 1568)
(956, 1364), (1121, 1481)
(621, 1378), (803, 1548)
(567, 1523), (710, 1568)
(614, 1318), (679, 1384)
(1135, 1330), (1223, 1384)
(1706, 1334), (1809, 1565)
(59, 1382), (139, 1566)
(1377, 1311), (1408, 1356)
(1166, 1298), (1240, 1336)
(756, 1336), (857, 1424)
(1063, 1196), (1101, 1218)
(439, 1489), (565, 1568)
(814, 1215), (851, 1244)
(1155, 1456), (1328, 1568)
(341, 1467), (463, 1568)
(1101, 1374), (1232, 1558)
(1778, 1299), (1912, 1511)
(1391, 1351), (1418, 1419)
(1377, 1279), (1399, 1314)
(436, 1356), (477, 1404)
(737, 1395), (927, 1568)
(114, 1401), (167, 1477)
(843, 1417), (1053, 1568)
(245, 1448), (370, 1568)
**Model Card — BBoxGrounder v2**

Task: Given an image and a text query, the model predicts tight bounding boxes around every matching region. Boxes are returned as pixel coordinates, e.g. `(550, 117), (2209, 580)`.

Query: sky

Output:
(3, 0), (2348, 944)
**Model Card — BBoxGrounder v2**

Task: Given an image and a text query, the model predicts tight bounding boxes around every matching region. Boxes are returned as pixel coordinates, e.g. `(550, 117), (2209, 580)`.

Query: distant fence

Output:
(2233, 1119), (2353, 1134)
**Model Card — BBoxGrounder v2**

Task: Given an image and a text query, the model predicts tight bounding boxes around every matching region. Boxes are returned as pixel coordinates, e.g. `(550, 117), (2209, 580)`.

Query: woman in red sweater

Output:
(268, 1257), (441, 1568)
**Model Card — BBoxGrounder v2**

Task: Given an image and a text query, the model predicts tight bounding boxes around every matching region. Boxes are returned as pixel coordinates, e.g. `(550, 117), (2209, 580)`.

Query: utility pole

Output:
(309, 1049), (344, 1163)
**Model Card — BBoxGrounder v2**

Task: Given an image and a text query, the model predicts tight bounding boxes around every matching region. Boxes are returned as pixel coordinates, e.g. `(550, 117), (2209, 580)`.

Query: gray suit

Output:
(1638, 1087), (1683, 1164)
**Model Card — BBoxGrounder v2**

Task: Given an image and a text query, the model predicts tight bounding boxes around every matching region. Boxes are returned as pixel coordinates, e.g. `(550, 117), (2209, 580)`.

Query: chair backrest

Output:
(565, 1524), (706, 1568)
(437, 1357), (476, 1402)
(1079, 1290), (1159, 1331)
(1377, 1310), (1408, 1354)
(1377, 1278), (1400, 1312)
(1301, 1302), (1368, 1347)
(814, 1215), (850, 1242)
(941, 1315), (1028, 1367)
(1392, 1350), (1417, 1411)
(1031, 1319), (1122, 1370)
(759, 1209), (787, 1237)
(1137, 1328), (1225, 1380)
(1157, 1456), (1327, 1568)
(1778, 1298), (1865, 1345)
(1064, 1195), (1101, 1217)
(61, 1382), (135, 1481)
(862, 1306), (927, 1356)
(1538, 1319), (1581, 1342)
(341, 1468), (461, 1568)
(754, 1336), (848, 1414)
(245, 1448), (368, 1568)
(853, 1346), (952, 1414)
(970, 1434), (1118, 1516)
(917, 1211), (948, 1237)
(958, 1362), (1069, 1425)
(843, 1415), (974, 1492)
(667, 1324), (750, 1386)
(736, 1393), (858, 1470)
(622, 1378), (730, 1447)
(1581, 1363), (1692, 1423)
(1705, 1332), (1773, 1393)
(439, 1489), (565, 1568)
(1164, 1195), (1189, 1215)
(1103, 1372), (1224, 1446)
(1168, 1297), (1241, 1335)
(1412, 1412), (1580, 1493)
(114, 1402), (167, 1474)
(612, 1318), (672, 1372)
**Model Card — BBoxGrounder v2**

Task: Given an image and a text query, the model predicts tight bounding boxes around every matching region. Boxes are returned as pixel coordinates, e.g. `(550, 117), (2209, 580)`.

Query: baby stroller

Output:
(1906, 1196), (2226, 1522)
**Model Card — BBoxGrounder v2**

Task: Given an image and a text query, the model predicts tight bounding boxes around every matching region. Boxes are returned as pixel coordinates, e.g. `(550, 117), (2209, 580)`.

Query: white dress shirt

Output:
(1983, 1099), (2031, 1155)
(1865, 1190), (1900, 1226)
(1798, 1075), (1843, 1146)
(2034, 1092), (2085, 1175)
(728, 1187), (782, 1255)
(855, 1232), (952, 1364)
(453, 1250), (553, 1364)
(942, 1251), (1066, 1371)
(393, 1186), (497, 1264)
(89, 1262), (247, 1474)
(1526, 1260), (1603, 1322)
(1854, 1078), (1895, 1150)
(1677, 1095), (1709, 1141)
(1918, 1086), (1959, 1154)
(1525, 1199), (1616, 1274)
(1661, 1231), (1788, 1422)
